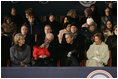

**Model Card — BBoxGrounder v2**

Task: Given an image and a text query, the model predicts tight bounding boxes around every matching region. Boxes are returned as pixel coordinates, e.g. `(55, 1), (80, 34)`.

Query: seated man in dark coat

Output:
(61, 32), (85, 66)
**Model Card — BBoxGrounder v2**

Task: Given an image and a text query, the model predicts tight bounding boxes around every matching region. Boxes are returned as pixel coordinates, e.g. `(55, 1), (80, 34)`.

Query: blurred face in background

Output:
(21, 26), (28, 35)
(49, 15), (55, 22)
(28, 16), (35, 23)
(6, 18), (11, 24)
(90, 6), (95, 12)
(11, 8), (16, 16)
(66, 24), (71, 32)
(71, 26), (78, 33)
(106, 21), (112, 30)
(105, 8), (110, 16)
(108, 2), (113, 8)
(44, 25), (52, 34)
(89, 26), (95, 32)
(64, 17), (69, 24)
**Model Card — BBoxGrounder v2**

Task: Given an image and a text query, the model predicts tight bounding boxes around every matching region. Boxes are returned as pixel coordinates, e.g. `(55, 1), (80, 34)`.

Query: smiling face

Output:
(18, 37), (25, 45)
(71, 26), (78, 33)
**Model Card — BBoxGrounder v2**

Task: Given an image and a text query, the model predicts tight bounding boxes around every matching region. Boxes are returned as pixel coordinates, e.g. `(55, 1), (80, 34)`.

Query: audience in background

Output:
(1, 2), (117, 67)
(106, 25), (117, 66)
(43, 13), (62, 36)
(101, 8), (113, 31)
(102, 20), (113, 42)
(80, 8), (92, 26)
(89, 4), (100, 29)
(2, 16), (17, 42)
(58, 22), (71, 44)
(9, 7), (23, 32)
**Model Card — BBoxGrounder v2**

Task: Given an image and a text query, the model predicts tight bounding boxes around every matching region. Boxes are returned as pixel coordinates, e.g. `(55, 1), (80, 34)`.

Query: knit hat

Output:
(71, 22), (78, 28)
(88, 22), (97, 28)
(87, 17), (94, 25)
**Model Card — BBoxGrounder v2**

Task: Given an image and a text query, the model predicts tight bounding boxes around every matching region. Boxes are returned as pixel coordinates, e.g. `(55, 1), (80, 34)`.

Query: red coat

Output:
(33, 46), (50, 60)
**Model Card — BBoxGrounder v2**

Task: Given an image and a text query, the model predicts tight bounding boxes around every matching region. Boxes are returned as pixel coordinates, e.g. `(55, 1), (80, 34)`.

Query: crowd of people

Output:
(1, 2), (117, 67)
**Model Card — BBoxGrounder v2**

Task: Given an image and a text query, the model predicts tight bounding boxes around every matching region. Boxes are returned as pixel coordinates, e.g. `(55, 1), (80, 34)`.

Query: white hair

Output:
(45, 33), (54, 40)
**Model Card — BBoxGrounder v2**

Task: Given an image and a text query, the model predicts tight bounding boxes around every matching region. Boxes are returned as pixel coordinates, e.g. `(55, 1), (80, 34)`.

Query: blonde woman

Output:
(10, 33), (31, 67)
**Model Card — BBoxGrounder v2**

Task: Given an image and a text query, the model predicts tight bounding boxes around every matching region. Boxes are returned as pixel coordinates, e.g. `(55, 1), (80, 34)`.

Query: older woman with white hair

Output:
(10, 33), (31, 67)
(86, 33), (109, 67)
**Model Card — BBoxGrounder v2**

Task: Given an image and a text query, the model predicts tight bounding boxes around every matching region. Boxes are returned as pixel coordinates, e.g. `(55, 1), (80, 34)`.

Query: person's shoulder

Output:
(102, 42), (108, 47)
(10, 45), (15, 50)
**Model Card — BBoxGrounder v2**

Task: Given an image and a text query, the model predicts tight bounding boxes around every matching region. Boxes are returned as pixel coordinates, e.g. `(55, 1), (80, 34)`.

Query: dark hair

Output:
(84, 8), (92, 16)
(90, 4), (95, 8)
(49, 12), (55, 17)
(4, 16), (11, 23)
(63, 22), (71, 29)
(71, 22), (78, 28)
(28, 13), (34, 18)
(25, 8), (33, 14)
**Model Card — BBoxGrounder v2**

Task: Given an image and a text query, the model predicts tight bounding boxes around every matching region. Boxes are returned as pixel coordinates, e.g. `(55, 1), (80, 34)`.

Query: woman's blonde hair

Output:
(14, 33), (24, 45)
(66, 9), (77, 18)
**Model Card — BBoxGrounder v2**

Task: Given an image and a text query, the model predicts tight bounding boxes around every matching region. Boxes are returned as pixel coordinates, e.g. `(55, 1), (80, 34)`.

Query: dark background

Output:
(1, 1), (117, 16)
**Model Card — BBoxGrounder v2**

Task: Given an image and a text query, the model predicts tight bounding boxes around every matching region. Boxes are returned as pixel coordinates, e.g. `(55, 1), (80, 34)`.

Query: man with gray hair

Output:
(34, 33), (58, 66)
(40, 33), (54, 48)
